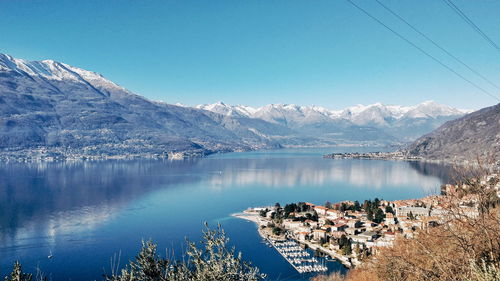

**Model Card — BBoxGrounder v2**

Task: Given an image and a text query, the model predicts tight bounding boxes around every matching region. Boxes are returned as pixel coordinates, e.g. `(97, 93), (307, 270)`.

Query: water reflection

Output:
(205, 158), (447, 191)
(0, 157), (450, 246)
(0, 160), (202, 250)
(0, 153), (452, 280)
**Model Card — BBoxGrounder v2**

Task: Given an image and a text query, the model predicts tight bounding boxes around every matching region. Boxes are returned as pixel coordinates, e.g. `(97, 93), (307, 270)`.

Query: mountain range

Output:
(0, 53), (470, 160)
(196, 101), (468, 143)
(0, 53), (288, 160)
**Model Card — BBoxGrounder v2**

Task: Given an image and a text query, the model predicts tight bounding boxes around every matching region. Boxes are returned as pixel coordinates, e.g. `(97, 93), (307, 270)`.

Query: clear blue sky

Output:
(1, 0), (499, 110)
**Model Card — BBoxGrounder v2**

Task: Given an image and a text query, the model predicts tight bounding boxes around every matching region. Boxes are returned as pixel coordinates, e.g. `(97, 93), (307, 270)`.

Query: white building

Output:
(396, 206), (430, 218)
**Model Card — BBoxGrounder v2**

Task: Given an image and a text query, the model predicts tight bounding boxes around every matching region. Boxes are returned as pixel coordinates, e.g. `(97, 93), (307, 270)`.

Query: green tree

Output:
(340, 203), (348, 212)
(259, 209), (268, 217)
(353, 201), (361, 211)
(272, 227), (282, 236)
(363, 200), (372, 211)
(342, 243), (352, 255)
(270, 212), (276, 220)
(374, 208), (386, 223)
(367, 209), (374, 221)
(385, 205), (394, 215)
(311, 211), (319, 222)
(320, 237), (327, 245)
(339, 234), (349, 248)
(283, 203), (297, 218)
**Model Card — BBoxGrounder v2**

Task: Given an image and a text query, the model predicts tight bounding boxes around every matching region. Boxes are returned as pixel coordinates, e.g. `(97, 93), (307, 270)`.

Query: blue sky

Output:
(1, 0), (499, 110)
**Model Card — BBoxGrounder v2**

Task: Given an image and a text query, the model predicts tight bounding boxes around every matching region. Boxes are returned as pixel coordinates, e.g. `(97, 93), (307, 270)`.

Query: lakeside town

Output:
(323, 151), (420, 161)
(234, 173), (500, 271)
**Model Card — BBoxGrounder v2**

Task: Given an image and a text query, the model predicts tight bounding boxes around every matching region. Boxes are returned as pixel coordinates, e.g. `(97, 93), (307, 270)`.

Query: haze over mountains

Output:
(0, 54), (470, 160)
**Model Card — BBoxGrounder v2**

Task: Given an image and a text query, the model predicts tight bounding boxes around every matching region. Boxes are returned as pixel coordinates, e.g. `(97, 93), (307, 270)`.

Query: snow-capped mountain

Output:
(0, 53), (470, 160)
(0, 54), (286, 160)
(197, 101), (467, 124)
(0, 53), (125, 93)
(196, 101), (469, 141)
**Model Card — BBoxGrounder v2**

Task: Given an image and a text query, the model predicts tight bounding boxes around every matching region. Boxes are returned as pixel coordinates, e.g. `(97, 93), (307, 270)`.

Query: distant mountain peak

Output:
(197, 101), (468, 121)
(0, 53), (125, 93)
(196, 101), (470, 141)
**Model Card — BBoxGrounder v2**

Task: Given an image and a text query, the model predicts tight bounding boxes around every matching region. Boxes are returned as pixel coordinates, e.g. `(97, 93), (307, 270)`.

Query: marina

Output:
(266, 238), (328, 274)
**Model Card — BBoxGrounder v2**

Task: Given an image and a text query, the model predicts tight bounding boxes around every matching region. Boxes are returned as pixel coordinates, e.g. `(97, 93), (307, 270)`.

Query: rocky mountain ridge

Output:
(404, 103), (500, 163)
(196, 101), (469, 142)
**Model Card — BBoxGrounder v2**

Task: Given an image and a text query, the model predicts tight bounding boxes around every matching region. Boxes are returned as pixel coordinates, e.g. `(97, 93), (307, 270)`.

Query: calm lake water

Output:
(0, 148), (452, 280)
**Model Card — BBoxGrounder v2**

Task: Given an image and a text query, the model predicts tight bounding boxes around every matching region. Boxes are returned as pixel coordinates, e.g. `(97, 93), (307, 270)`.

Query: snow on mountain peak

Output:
(0, 53), (125, 92)
(196, 101), (468, 127)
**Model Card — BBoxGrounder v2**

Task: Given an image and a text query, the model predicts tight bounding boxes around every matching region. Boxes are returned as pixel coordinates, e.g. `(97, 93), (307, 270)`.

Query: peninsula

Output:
(234, 173), (499, 271)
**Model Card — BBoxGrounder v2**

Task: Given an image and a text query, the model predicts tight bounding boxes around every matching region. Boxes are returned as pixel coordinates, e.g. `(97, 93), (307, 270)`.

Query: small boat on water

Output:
(48, 250), (53, 259)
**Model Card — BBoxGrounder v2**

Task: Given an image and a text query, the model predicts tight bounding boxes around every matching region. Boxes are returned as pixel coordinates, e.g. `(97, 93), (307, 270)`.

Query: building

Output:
(396, 206), (430, 218)
(297, 231), (310, 241)
(326, 209), (342, 219)
(321, 224), (333, 231)
(329, 243), (340, 251)
(305, 202), (315, 208)
(382, 231), (396, 241)
(314, 206), (328, 216)
(345, 227), (357, 235)
(350, 235), (370, 244)
(332, 223), (348, 232)
(330, 231), (344, 238)
(347, 219), (361, 228)
(312, 229), (327, 241)
(305, 219), (318, 228)
(283, 220), (304, 230)
(357, 231), (378, 242)
(384, 213), (397, 225)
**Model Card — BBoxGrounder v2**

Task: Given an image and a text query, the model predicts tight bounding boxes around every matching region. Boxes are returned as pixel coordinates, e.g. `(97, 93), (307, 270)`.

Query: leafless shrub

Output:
(311, 271), (346, 281)
(344, 163), (500, 281)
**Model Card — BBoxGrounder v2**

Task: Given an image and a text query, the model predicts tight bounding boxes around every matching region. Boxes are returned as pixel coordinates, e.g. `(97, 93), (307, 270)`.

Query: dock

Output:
(266, 238), (328, 274)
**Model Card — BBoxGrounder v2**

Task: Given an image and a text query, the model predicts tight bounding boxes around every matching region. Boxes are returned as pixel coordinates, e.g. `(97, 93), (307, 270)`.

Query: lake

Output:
(0, 148), (451, 280)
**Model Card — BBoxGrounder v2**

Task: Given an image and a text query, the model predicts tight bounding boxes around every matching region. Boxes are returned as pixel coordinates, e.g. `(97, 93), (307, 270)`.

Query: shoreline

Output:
(231, 212), (353, 269)
(323, 152), (500, 168)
